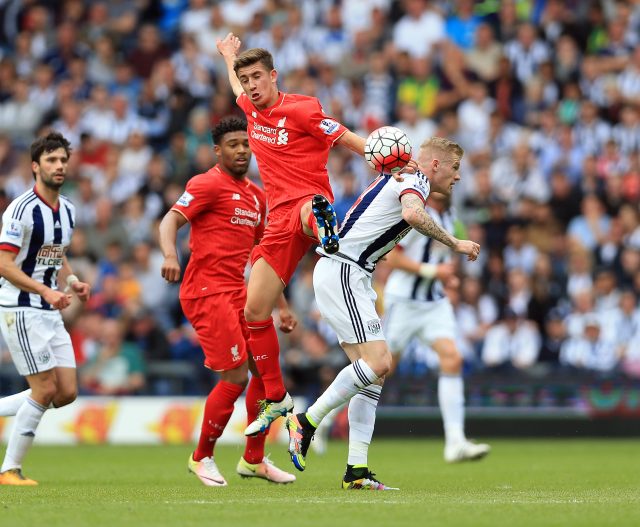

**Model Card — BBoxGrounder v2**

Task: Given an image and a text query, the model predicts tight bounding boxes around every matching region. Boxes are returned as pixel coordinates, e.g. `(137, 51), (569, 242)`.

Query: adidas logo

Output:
(231, 193), (241, 200)
(54, 220), (61, 228)
(252, 112), (257, 118)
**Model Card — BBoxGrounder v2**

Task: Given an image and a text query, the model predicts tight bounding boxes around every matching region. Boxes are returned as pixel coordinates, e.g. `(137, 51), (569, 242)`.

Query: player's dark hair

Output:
(211, 117), (248, 145)
(31, 131), (72, 164)
(30, 131), (72, 180)
(233, 48), (274, 75)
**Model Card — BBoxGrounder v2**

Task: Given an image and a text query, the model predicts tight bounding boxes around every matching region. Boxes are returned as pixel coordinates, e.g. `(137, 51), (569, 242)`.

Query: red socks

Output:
(247, 317), (286, 401)
(193, 380), (244, 461)
(243, 374), (266, 464)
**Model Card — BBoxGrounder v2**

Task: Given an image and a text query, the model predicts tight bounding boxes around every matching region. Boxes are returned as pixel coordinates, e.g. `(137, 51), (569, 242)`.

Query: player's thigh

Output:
(313, 259), (384, 345)
(251, 199), (315, 288)
(0, 309), (58, 376)
(182, 293), (249, 372)
(383, 301), (422, 355)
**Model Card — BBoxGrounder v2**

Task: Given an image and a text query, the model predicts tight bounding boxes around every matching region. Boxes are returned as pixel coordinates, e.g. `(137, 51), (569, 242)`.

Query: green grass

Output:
(1, 439), (639, 527)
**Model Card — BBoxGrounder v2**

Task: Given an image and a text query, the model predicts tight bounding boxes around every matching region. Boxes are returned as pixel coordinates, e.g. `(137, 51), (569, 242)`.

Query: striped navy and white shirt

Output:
(319, 171), (431, 273)
(0, 188), (75, 309)
(383, 206), (455, 304)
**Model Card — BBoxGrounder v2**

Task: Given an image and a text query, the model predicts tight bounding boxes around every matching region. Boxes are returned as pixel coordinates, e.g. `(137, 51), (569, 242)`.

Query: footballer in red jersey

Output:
(159, 117), (296, 486)
(216, 33), (400, 437)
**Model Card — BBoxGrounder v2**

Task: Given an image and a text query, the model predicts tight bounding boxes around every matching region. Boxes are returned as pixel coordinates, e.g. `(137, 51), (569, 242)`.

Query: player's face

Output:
(215, 130), (251, 178)
(237, 62), (279, 109)
(33, 147), (68, 190)
(425, 153), (461, 196)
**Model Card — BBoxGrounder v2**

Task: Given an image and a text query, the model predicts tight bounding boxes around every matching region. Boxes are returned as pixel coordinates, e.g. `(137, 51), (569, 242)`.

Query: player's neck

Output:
(255, 90), (281, 110)
(33, 182), (60, 210)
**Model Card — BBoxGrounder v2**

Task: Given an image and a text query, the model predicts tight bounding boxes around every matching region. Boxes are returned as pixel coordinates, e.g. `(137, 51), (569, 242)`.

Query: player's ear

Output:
(213, 144), (221, 158)
(431, 158), (439, 171)
(270, 69), (278, 84)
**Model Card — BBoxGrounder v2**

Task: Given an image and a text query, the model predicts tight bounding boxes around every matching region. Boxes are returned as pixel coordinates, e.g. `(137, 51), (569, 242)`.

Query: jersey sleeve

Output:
(171, 176), (217, 222)
(0, 207), (25, 253)
(393, 173), (431, 205)
(299, 98), (348, 147)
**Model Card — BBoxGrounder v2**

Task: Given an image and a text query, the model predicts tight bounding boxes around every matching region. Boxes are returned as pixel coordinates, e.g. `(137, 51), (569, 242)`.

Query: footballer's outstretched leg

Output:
(312, 195), (340, 255)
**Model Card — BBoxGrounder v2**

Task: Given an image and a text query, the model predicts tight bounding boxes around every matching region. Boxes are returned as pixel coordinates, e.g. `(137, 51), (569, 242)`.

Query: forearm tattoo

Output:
(401, 194), (457, 248)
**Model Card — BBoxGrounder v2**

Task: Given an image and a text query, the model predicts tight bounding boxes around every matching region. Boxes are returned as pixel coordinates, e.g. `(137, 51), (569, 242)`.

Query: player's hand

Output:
(278, 307), (297, 333)
(70, 280), (91, 302)
(436, 262), (456, 282)
(43, 289), (72, 310)
(453, 239), (480, 261)
(216, 32), (241, 58)
(391, 159), (419, 182)
(161, 255), (181, 283)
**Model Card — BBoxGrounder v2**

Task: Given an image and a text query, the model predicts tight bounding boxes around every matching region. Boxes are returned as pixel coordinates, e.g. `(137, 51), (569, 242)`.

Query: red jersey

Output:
(171, 165), (266, 299)
(236, 91), (348, 210)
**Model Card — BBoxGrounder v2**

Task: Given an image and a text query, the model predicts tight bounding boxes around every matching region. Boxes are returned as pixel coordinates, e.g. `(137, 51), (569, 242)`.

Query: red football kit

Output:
(171, 164), (266, 371)
(172, 164), (270, 465)
(236, 91), (348, 284)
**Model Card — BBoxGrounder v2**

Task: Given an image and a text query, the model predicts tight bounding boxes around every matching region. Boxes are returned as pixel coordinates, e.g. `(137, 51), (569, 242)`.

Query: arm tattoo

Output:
(401, 194), (457, 248)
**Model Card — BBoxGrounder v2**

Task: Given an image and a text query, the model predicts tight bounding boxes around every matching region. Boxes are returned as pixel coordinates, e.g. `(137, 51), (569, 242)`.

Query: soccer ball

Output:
(364, 126), (412, 173)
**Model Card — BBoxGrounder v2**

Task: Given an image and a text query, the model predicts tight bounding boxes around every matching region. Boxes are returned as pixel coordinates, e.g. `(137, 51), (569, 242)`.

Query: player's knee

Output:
(53, 388), (78, 408)
(244, 304), (270, 323)
(440, 347), (463, 374)
(32, 381), (58, 405)
(368, 351), (392, 378)
(220, 366), (249, 386)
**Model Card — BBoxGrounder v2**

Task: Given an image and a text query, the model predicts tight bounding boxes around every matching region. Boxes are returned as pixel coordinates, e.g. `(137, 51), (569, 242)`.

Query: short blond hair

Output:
(419, 136), (464, 160)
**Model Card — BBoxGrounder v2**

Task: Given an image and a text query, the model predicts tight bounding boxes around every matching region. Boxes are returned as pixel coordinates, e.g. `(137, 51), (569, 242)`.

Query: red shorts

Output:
(251, 196), (316, 285)
(181, 289), (249, 372)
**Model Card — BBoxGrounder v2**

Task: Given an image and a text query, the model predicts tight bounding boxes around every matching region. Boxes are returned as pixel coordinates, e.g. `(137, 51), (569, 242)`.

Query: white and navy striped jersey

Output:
(384, 206), (455, 304)
(319, 171), (431, 273)
(0, 188), (75, 309)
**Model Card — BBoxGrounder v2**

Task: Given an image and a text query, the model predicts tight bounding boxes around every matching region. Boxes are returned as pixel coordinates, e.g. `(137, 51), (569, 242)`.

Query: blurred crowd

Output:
(0, 0), (639, 399)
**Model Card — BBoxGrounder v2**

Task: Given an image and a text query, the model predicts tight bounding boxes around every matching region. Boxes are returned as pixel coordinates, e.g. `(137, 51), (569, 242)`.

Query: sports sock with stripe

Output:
(347, 384), (382, 466)
(306, 359), (378, 427)
(1, 398), (46, 472)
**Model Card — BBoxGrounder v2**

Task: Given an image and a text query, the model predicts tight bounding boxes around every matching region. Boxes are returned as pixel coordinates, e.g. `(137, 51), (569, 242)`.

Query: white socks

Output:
(0, 389), (32, 417)
(439, 374), (465, 446)
(307, 359), (378, 426)
(1, 398), (47, 472)
(348, 384), (382, 466)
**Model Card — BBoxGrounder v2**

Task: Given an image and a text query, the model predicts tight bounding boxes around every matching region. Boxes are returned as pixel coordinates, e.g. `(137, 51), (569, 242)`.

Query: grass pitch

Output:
(0, 439), (638, 527)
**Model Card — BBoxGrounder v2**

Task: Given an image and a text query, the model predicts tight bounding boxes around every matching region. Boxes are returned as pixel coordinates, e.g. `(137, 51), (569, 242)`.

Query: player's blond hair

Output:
(234, 48), (274, 75)
(419, 137), (464, 161)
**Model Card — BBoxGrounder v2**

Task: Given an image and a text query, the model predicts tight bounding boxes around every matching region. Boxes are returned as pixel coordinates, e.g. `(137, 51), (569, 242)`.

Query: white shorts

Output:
(313, 258), (385, 345)
(0, 308), (75, 376)
(383, 297), (456, 354)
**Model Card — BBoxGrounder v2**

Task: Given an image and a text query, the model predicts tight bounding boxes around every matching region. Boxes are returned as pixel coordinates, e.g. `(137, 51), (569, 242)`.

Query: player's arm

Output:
(400, 193), (480, 261)
(159, 210), (189, 283)
(0, 250), (71, 309)
(276, 293), (297, 333)
(59, 256), (91, 301)
(336, 130), (366, 156)
(384, 246), (455, 281)
(216, 32), (243, 98)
